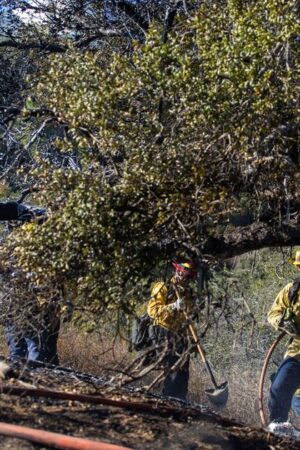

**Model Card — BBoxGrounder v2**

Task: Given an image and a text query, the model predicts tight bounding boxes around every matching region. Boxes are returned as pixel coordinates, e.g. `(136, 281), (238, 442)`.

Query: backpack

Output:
(288, 277), (300, 305)
(130, 313), (153, 351)
(130, 283), (167, 352)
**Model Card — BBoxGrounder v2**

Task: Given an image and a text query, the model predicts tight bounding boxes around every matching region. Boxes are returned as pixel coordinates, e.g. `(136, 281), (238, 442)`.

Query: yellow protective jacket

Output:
(268, 282), (300, 358)
(147, 280), (195, 332)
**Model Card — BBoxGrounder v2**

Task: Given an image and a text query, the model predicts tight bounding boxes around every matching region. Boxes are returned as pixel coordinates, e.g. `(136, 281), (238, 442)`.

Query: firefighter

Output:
(147, 260), (200, 401)
(267, 249), (300, 434)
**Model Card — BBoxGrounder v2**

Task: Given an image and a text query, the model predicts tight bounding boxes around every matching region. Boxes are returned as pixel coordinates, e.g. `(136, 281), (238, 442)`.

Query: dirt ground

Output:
(0, 359), (299, 450)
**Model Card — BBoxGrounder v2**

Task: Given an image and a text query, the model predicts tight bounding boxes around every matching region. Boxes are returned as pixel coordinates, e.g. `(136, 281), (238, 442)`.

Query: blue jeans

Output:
(5, 324), (59, 364)
(268, 356), (300, 422)
(292, 394), (300, 416)
(5, 326), (43, 361)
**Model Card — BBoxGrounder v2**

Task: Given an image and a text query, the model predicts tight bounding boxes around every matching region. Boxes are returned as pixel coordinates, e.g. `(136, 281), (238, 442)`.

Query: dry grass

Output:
(0, 330), (8, 357)
(189, 361), (266, 427)
(0, 326), (266, 427)
(225, 367), (262, 427)
(58, 329), (265, 426)
(58, 325), (130, 375)
(189, 360), (260, 425)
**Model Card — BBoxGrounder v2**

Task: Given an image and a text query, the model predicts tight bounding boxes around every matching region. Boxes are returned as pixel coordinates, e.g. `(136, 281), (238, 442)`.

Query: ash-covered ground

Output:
(0, 359), (298, 450)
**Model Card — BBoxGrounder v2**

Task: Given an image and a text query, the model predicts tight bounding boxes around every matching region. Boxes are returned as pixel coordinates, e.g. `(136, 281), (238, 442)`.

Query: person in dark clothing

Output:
(0, 200), (32, 221)
(36, 293), (62, 366)
(147, 261), (199, 400)
(0, 198), (58, 363)
(0, 199), (46, 225)
(5, 290), (62, 365)
(3, 263), (67, 365)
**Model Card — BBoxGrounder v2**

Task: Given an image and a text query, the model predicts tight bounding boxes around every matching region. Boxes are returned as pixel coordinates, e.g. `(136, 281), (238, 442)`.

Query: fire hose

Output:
(0, 422), (132, 450)
(258, 331), (286, 427)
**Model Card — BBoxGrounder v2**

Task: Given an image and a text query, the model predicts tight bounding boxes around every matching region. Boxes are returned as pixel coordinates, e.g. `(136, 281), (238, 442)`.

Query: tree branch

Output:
(203, 221), (300, 259)
(142, 220), (300, 263)
(0, 40), (66, 53)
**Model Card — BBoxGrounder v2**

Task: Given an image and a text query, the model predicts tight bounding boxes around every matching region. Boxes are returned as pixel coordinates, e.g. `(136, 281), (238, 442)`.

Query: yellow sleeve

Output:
(267, 283), (292, 329)
(147, 281), (173, 321)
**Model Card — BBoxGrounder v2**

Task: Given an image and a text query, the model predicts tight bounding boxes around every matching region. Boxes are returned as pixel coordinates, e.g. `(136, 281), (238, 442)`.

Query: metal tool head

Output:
(205, 381), (228, 409)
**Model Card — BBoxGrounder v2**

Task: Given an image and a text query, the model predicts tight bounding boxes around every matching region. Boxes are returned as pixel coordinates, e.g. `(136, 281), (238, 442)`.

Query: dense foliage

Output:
(0, 0), (299, 324)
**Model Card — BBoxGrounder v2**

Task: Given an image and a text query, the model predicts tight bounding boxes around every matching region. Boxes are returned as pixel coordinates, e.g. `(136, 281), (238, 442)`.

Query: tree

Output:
(0, 0), (190, 52)
(0, 0), (299, 323)
(0, 0), (190, 182)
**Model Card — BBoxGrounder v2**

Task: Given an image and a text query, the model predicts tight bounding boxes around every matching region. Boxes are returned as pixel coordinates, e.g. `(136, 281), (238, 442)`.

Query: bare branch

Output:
(0, 40), (66, 53)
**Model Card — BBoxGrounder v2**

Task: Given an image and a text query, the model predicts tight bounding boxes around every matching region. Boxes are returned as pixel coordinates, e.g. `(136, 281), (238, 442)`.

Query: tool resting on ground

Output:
(174, 286), (228, 408)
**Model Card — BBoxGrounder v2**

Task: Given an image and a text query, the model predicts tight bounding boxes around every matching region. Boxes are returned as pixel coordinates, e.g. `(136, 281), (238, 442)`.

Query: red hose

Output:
(258, 332), (286, 427)
(0, 421), (132, 450)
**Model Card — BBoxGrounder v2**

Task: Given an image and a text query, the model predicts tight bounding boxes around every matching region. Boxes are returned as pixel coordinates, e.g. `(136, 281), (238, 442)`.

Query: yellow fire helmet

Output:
(292, 249), (300, 266)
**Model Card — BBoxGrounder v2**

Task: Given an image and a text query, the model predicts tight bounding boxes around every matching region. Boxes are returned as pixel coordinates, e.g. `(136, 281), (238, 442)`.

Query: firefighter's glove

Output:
(170, 297), (185, 312)
(278, 318), (300, 337)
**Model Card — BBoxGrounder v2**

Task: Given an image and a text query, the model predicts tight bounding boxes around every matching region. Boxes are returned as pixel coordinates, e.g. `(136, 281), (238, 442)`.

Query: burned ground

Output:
(0, 360), (298, 450)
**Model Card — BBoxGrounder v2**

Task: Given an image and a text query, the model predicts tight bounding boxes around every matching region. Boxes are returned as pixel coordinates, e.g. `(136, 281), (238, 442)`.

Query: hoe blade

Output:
(205, 381), (228, 409)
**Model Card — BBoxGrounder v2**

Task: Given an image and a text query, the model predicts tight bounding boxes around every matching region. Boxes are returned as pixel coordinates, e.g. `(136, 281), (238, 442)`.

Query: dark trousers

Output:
(268, 356), (300, 422)
(162, 353), (189, 400)
(43, 324), (60, 365)
(151, 326), (189, 401)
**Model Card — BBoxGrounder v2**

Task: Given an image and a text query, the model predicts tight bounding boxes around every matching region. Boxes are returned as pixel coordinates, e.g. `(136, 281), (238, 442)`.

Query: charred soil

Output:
(0, 359), (298, 450)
